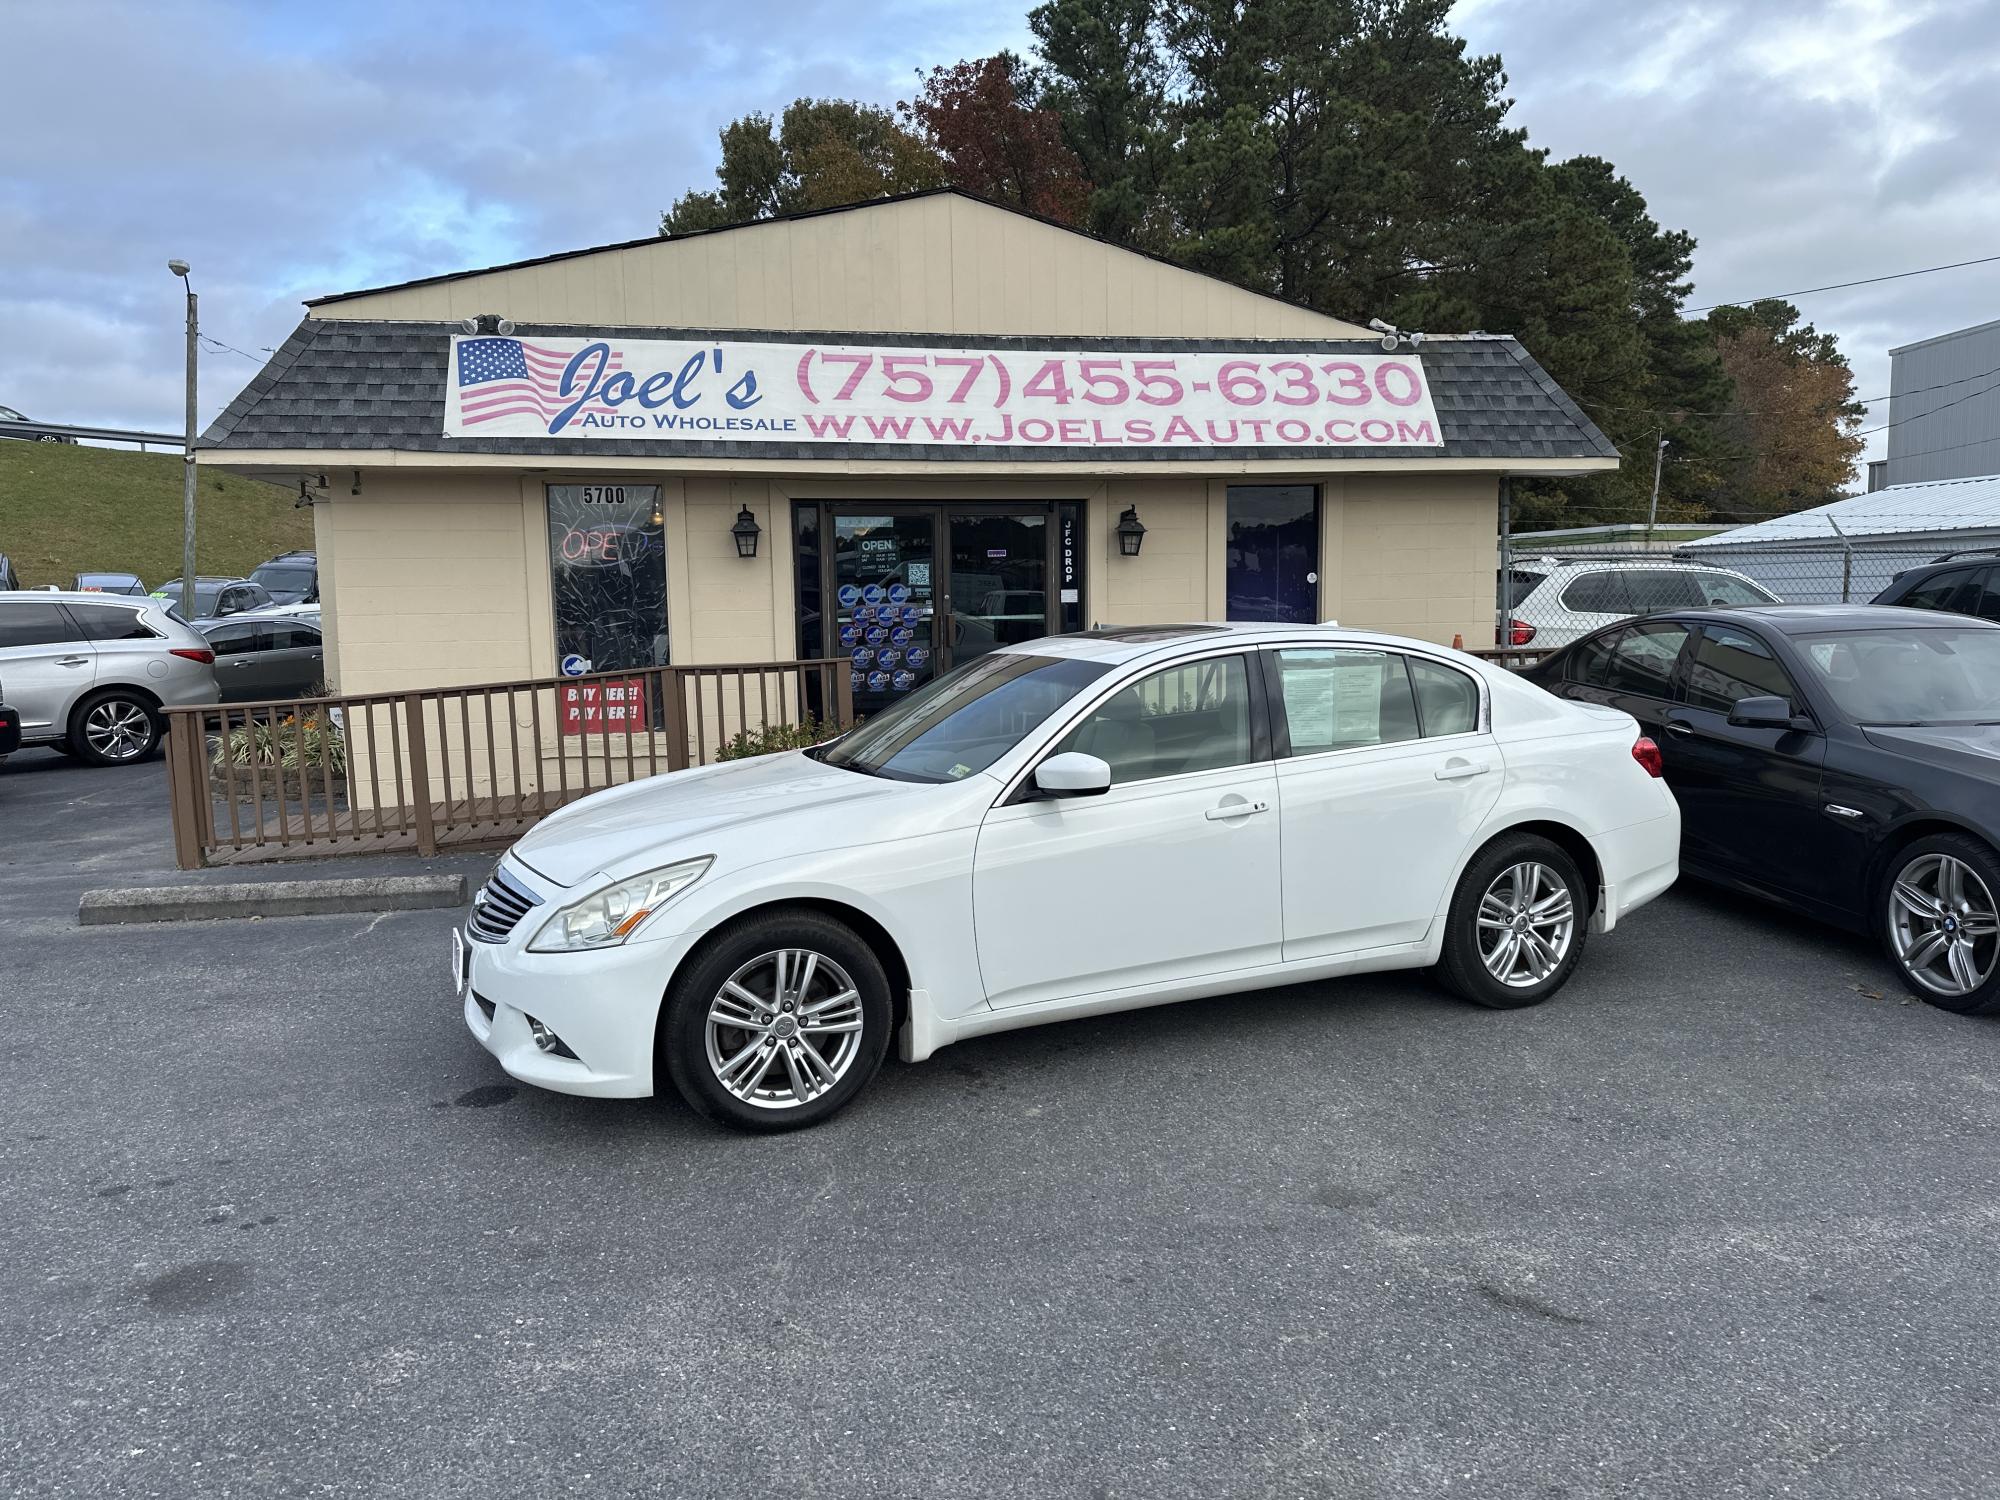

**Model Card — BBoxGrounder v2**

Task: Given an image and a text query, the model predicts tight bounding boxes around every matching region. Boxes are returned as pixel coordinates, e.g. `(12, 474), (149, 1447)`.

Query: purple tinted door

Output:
(1226, 485), (1320, 624)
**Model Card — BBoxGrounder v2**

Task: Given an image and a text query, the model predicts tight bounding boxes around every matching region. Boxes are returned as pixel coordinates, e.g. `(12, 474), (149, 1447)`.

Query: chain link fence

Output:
(1495, 512), (2000, 651)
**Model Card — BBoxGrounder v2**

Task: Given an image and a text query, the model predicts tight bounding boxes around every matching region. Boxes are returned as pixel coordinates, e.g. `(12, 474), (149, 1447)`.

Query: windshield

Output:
(818, 652), (1110, 783)
(251, 564), (313, 600)
(153, 581), (223, 613)
(1797, 627), (2000, 725)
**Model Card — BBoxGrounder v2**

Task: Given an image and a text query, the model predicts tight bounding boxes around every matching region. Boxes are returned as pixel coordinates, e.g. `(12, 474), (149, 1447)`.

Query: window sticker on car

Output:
(947, 763), (973, 779)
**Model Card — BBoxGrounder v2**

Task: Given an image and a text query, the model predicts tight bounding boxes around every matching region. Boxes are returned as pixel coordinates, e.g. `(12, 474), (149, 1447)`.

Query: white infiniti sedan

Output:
(456, 624), (1679, 1131)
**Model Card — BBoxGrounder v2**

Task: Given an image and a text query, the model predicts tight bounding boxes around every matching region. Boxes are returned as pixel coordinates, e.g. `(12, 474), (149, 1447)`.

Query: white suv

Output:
(1501, 558), (1779, 648)
(0, 592), (219, 764)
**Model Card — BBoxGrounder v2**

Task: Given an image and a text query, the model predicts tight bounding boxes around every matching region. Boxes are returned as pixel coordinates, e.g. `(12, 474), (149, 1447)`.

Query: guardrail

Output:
(161, 659), (855, 868)
(0, 419), (181, 449)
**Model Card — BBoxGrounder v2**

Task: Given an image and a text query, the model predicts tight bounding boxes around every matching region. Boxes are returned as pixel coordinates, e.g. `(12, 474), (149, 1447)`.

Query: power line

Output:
(1686, 252), (2000, 314)
(198, 334), (274, 363)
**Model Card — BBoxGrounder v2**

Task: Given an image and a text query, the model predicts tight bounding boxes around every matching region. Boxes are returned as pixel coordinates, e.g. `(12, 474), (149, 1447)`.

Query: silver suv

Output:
(0, 592), (219, 765)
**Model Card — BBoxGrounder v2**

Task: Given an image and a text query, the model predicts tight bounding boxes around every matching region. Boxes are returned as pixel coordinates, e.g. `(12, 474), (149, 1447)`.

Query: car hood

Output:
(1862, 724), (2000, 772)
(507, 750), (922, 887)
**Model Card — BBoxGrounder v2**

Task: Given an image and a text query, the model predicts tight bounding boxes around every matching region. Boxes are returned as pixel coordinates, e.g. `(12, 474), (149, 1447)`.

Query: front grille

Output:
(469, 864), (543, 943)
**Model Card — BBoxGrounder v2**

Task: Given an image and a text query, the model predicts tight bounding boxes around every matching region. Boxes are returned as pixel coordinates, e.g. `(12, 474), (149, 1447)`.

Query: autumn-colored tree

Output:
(1701, 300), (1867, 519)
(902, 54), (1090, 223)
(662, 100), (944, 234)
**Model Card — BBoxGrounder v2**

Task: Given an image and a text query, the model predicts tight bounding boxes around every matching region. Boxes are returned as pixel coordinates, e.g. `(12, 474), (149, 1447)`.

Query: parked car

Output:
(0, 677), (20, 762)
(71, 571), (146, 596)
(149, 576), (273, 623)
(0, 403), (72, 443)
(0, 591), (217, 764)
(249, 550), (318, 606)
(1501, 558), (1779, 647)
(1869, 552), (2000, 622)
(456, 623), (1680, 1131)
(202, 616), (325, 702)
(1523, 604), (2000, 1015)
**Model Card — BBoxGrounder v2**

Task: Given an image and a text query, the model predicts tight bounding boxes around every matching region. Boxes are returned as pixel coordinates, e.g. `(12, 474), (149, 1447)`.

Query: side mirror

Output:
(1034, 751), (1111, 798)
(1728, 695), (1799, 730)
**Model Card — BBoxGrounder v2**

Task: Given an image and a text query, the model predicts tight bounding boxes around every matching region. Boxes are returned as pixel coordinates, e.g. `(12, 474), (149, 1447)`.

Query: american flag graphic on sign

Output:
(454, 337), (622, 427)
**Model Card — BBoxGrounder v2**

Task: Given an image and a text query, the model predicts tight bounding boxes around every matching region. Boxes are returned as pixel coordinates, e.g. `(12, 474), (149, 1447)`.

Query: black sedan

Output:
(1523, 605), (2000, 1015)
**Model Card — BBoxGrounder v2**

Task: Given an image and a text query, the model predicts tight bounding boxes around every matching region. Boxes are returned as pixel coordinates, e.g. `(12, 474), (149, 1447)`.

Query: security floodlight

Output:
(496, 318), (516, 335)
(459, 317), (480, 334)
(1367, 318), (1395, 334)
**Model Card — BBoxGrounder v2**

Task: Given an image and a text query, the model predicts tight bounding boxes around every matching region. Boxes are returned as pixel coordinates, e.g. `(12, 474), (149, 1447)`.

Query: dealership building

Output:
(201, 189), (1615, 713)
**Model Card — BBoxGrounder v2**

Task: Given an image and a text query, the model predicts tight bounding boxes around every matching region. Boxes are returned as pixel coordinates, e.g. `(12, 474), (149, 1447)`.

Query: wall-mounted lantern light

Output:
(732, 505), (762, 559)
(1116, 506), (1147, 558)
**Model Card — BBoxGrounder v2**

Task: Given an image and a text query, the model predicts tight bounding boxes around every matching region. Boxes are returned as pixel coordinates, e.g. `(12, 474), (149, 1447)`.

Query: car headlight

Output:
(527, 858), (712, 953)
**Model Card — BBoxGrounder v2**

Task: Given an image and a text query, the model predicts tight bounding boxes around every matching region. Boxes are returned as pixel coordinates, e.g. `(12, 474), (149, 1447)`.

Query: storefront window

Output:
(1226, 485), (1320, 624)
(546, 483), (667, 673)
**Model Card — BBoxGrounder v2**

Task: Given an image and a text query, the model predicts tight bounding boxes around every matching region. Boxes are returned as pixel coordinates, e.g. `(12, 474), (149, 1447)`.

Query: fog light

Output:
(526, 1016), (578, 1059)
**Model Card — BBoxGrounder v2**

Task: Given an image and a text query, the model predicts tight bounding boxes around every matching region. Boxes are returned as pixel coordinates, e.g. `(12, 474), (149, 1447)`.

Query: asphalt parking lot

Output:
(4, 746), (2000, 1498)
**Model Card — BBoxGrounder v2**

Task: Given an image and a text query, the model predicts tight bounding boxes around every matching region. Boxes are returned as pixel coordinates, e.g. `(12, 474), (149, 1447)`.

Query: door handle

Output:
(1434, 760), (1491, 782)
(1205, 799), (1270, 821)
(1663, 720), (1693, 738)
(57, 655), (90, 667)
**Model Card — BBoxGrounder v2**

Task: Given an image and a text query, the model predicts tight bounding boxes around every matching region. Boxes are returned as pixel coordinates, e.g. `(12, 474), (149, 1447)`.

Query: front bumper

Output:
(459, 913), (702, 1098)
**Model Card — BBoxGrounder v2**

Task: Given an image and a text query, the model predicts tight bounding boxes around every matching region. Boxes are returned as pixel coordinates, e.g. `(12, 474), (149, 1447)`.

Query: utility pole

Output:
(1646, 435), (1668, 543)
(169, 260), (197, 618)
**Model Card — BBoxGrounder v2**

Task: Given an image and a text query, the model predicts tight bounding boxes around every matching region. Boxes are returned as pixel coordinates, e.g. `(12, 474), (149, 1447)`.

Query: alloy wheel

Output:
(1476, 861), (1576, 988)
(84, 699), (153, 761)
(703, 948), (865, 1111)
(1890, 853), (2000, 997)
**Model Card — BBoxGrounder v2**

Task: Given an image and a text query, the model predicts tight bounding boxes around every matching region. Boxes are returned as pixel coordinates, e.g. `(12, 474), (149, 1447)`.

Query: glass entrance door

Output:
(832, 513), (938, 718)
(946, 511), (1048, 665)
(825, 505), (1059, 717)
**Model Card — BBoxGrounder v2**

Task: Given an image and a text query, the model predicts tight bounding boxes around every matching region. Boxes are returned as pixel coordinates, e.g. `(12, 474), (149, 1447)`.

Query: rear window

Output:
(64, 603), (157, 642)
(1499, 569), (1547, 609)
(1896, 567), (1978, 614)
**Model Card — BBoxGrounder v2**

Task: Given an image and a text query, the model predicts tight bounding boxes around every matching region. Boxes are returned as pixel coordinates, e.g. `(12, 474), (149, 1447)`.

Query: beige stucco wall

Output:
(308, 193), (1369, 340)
(313, 465), (1498, 699)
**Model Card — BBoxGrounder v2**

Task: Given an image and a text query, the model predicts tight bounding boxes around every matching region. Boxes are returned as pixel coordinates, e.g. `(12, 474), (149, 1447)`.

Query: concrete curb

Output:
(79, 875), (467, 926)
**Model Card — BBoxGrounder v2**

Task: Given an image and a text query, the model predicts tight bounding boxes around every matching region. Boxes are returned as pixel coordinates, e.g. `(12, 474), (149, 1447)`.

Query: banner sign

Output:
(445, 336), (1443, 450)
(558, 678), (649, 735)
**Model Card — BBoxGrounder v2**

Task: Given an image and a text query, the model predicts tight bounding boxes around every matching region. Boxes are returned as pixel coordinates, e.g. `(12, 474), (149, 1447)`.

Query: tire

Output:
(69, 690), (161, 767)
(1435, 833), (1589, 1009)
(1880, 833), (2000, 1016)
(660, 909), (893, 1132)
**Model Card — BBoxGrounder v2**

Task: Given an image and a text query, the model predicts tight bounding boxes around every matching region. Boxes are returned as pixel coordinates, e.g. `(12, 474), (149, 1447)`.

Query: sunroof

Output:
(1075, 625), (1228, 642)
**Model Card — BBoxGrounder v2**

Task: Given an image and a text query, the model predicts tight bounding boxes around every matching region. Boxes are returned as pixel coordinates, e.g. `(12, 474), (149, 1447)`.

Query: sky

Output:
(3, 0), (1997, 476)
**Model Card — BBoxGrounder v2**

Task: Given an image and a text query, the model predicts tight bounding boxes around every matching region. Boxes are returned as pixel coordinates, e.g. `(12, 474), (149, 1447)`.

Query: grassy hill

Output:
(0, 442), (314, 589)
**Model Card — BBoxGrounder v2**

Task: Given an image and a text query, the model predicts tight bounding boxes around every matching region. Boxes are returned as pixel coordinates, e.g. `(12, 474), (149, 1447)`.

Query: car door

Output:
(264, 620), (325, 698)
(1664, 623), (1835, 900)
(972, 652), (1283, 1009)
(1548, 619), (1694, 746)
(1265, 646), (1504, 959)
(205, 622), (265, 702)
(0, 599), (94, 734)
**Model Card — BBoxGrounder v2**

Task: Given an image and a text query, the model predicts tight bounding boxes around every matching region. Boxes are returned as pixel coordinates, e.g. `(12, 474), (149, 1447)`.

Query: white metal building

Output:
(1681, 472), (2000, 603)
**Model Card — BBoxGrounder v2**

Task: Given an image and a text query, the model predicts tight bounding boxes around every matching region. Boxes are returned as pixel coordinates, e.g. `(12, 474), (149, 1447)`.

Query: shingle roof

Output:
(203, 319), (1619, 464)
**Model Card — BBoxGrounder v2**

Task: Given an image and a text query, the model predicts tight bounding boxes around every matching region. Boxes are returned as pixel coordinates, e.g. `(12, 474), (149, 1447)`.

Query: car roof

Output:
(1661, 604), (2000, 635)
(0, 589), (153, 607)
(995, 621), (1477, 666)
(1514, 556), (1752, 573)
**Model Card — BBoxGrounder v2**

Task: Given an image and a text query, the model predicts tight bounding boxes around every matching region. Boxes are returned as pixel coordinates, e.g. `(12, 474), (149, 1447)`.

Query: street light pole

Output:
(169, 260), (196, 618)
(1646, 435), (1669, 542)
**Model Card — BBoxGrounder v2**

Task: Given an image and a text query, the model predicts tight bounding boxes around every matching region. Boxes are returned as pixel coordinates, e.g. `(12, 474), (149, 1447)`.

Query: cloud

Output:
(1453, 0), (2000, 465)
(0, 0), (1028, 430)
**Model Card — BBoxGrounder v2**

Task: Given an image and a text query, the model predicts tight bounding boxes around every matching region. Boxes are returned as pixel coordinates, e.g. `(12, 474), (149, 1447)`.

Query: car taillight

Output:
(1507, 619), (1536, 646)
(1631, 736), (1663, 778)
(170, 647), (215, 665)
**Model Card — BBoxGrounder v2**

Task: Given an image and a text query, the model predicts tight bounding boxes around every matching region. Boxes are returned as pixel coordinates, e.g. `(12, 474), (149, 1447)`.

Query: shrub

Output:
(212, 709), (347, 780)
(716, 717), (843, 762)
